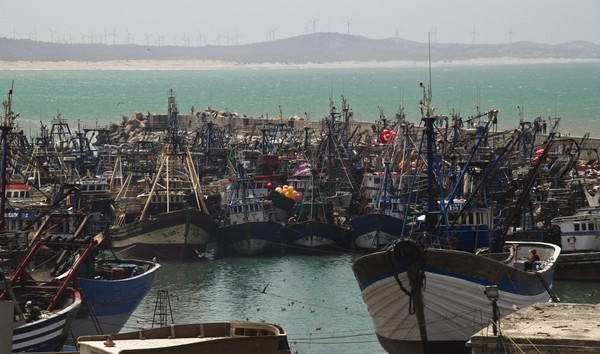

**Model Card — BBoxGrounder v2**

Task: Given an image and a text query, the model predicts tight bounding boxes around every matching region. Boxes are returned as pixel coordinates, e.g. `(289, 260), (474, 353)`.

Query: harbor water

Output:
(121, 254), (599, 354)
(1, 62), (599, 353)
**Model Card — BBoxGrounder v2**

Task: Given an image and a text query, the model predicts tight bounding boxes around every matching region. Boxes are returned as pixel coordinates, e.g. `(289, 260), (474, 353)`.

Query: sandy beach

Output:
(0, 58), (598, 71)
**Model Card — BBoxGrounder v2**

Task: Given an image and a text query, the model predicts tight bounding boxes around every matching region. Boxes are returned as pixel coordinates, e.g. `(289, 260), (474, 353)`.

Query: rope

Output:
(386, 247), (425, 315)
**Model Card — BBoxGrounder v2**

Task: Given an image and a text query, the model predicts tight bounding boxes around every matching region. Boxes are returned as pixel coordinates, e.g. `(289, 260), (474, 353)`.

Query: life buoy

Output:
(210, 185), (219, 194)
(363, 205), (373, 214)
(567, 236), (576, 244)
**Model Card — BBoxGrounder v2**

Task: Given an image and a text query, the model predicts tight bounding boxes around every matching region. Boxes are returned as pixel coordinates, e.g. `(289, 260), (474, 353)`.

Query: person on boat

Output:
(525, 249), (541, 271)
(25, 301), (42, 323)
(448, 234), (459, 250)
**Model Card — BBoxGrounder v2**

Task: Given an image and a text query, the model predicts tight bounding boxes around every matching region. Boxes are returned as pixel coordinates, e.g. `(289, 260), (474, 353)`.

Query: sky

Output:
(1, 0), (599, 46)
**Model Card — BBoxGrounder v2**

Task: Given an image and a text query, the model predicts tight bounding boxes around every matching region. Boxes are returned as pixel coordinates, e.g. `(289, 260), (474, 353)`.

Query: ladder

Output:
(151, 289), (174, 328)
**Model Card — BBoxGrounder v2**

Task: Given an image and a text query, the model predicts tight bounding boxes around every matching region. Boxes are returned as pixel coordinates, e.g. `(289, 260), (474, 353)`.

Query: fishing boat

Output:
(1, 85), (83, 352)
(70, 255), (160, 343)
(550, 181), (600, 280)
(215, 163), (284, 257)
(1, 212), (102, 352)
(349, 162), (413, 253)
(352, 78), (561, 353)
(353, 240), (560, 354)
(280, 171), (352, 254)
(109, 127), (217, 261)
(76, 322), (291, 354)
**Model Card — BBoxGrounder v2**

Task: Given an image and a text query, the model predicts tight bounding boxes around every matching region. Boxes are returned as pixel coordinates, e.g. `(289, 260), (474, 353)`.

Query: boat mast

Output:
(0, 82), (15, 234)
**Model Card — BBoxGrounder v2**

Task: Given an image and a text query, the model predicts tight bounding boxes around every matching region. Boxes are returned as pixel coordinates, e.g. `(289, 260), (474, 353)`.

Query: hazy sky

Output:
(1, 0), (599, 46)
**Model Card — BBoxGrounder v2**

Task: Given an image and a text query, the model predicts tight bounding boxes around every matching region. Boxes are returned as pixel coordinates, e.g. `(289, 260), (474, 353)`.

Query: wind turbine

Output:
(430, 26), (439, 42)
(271, 27), (278, 41)
(110, 29), (117, 45)
(27, 28), (38, 41)
(48, 28), (57, 42)
(232, 30), (240, 45)
(393, 27), (403, 38)
(144, 33), (152, 46)
(471, 27), (477, 44)
(345, 18), (351, 35)
(311, 16), (318, 33)
(506, 27), (515, 43)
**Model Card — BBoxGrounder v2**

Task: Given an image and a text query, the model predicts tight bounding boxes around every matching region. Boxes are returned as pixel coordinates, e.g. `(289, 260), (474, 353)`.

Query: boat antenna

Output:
(428, 32), (432, 93)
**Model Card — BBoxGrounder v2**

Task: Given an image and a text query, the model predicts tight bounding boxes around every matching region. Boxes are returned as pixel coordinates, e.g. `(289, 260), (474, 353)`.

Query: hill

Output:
(0, 32), (599, 64)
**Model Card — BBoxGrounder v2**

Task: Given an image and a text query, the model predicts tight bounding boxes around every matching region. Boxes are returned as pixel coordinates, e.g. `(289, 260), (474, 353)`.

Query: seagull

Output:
(588, 290), (597, 297)
(261, 284), (270, 294)
(152, 256), (157, 262)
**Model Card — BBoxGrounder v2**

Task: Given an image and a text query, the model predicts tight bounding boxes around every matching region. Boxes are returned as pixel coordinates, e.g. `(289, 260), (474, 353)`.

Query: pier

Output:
(468, 302), (600, 353)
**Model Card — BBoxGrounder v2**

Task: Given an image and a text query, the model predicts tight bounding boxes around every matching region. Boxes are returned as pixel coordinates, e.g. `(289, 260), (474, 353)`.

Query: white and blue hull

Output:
(71, 260), (160, 340)
(12, 296), (81, 352)
(352, 241), (560, 354)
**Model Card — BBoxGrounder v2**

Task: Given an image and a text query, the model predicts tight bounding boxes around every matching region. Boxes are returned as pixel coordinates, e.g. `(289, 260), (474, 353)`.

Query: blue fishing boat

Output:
(70, 256), (160, 342)
(281, 172), (352, 254)
(216, 163), (284, 257)
(349, 162), (415, 252)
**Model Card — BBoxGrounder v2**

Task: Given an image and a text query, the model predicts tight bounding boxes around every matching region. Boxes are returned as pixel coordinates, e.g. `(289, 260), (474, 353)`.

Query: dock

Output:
(468, 302), (600, 353)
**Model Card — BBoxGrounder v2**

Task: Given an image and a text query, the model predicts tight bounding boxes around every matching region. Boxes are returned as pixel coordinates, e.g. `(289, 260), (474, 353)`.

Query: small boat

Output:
(70, 256), (160, 342)
(76, 322), (292, 354)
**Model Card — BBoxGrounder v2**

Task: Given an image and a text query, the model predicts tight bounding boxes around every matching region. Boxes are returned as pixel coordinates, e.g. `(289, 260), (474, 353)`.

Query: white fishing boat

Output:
(77, 322), (291, 354)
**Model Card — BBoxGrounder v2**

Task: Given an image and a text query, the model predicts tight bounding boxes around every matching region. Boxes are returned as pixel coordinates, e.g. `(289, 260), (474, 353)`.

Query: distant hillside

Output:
(0, 32), (598, 63)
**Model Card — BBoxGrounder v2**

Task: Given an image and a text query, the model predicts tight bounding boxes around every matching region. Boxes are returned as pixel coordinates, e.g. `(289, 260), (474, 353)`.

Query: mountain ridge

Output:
(1, 32), (598, 63)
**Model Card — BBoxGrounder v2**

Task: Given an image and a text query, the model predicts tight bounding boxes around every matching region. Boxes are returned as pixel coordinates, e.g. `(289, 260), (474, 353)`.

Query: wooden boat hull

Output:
(71, 259), (160, 340)
(109, 208), (217, 260)
(281, 220), (352, 254)
(216, 221), (284, 257)
(348, 213), (406, 252)
(352, 241), (560, 354)
(77, 322), (291, 354)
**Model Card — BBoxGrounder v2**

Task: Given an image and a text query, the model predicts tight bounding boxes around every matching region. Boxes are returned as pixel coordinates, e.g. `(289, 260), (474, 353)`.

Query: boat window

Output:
(582, 223), (587, 231)
(575, 224), (580, 231)
(589, 223), (594, 231)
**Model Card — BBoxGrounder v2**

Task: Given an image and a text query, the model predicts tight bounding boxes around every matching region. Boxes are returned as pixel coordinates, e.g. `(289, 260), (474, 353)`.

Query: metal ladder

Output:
(151, 289), (174, 328)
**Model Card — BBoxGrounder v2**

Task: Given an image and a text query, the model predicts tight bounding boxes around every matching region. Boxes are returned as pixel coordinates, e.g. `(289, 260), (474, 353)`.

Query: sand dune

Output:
(0, 58), (598, 70)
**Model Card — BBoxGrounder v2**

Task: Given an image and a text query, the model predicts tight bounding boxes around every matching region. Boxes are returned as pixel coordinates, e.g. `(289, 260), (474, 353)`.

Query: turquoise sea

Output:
(2, 63), (599, 353)
(1, 62), (599, 138)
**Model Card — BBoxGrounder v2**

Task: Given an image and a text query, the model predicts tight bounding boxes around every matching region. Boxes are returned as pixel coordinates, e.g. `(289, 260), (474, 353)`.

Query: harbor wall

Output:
(140, 112), (600, 151)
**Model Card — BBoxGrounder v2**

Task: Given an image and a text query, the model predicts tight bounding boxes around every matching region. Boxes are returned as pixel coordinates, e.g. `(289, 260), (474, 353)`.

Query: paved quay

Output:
(468, 302), (600, 354)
